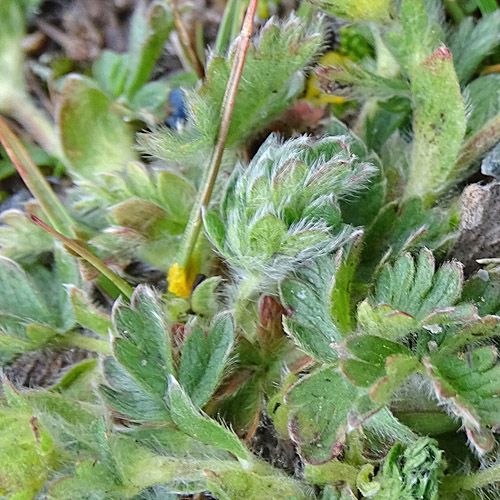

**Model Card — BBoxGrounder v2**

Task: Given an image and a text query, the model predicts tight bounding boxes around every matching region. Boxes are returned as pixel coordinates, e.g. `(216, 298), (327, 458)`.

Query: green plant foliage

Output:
(0, 0), (26, 113)
(372, 438), (446, 500)
(70, 161), (196, 270)
(340, 335), (415, 390)
(285, 366), (363, 464)
(448, 11), (500, 83)
(69, 286), (112, 337)
(90, 1), (175, 121)
(280, 256), (341, 361)
(204, 134), (374, 279)
(356, 197), (457, 282)
(100, 286), (174, 421)
(178, 314), (234, 406)
(460, 73), (500, 172)
(140, 15), (324, 161)
(383, 0), (467, 199)
(319, 62), (410, 101)
(425, 345), (500, 452)
(404, 44), (466, 199)
(0, 404), (60, 498)
(0, 208), (53, 261)
(191, 276), (222, 317)
(462, 268), (500, 316)
(58, 77), (138, 180)
(465, 74), (500, 138)
(167, 376), (249, 459)
(311, 0), (392, 21)
(0, 252), (80, 363)
(4, 1), (500, 498)
(358, 249), (474, 340)
(122, 2), (174, 100)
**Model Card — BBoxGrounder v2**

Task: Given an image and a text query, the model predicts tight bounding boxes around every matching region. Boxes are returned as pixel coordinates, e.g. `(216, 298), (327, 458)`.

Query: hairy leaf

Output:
(178, 314), (234, 406)
(373, 438), (446, 500)
(382, 0), (466, 198)
(405, 46), (466, 198)
(462, 268), (500, 316)
(59, 76), (137, 179)
(0, 405), (60, 498)
(357, 197), (456, 283)
(0, 0), (26, 112)
(124, 2), (174, 99)
(312, 0), (392, 22)
(318, 62), (410, 101)
(69, 286), (112, 337)
(140, 16), (323, 160)
(425, 346), (500, 453)
(448, 11), (500, 84)
(280, 256), (341, 361)
(0, 208), (53, 261)
(100, 286), (174, 421)
(191, 276), (222, 317)
(167, 376), (249, 460)
(0, 253), (78, 363)
(206, 134), (373, 278)
(358, 249), (474, 341)
(458, 75), (500, 171)
(285, 366), (366, 464)
(386, 0), (441, 72)
(465, 74), (500, 139)
(339, 335), (417, 392)
(329, 241), (363, 334)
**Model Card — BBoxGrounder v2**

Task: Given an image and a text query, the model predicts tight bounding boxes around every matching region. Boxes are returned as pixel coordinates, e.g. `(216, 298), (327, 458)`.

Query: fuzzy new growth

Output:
(204, 134), (375, 280)
(4, 0), (500, 499)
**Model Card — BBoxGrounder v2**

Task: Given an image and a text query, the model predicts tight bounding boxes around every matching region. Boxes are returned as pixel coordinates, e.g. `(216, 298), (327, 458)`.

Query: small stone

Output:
(423, 324), (442, 334)
(478, 269), (490, 282)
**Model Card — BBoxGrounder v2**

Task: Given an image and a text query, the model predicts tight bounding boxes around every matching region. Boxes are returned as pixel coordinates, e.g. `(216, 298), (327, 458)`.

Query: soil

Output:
(453, 180), (500, 275)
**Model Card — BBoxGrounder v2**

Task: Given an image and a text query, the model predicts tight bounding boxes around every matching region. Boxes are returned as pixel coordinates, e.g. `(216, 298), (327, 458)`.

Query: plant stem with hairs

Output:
(173, 0), (258, 272)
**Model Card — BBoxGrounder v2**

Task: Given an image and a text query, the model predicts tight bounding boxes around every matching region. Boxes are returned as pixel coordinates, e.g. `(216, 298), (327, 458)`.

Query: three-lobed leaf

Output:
(100, 286), (173, 421)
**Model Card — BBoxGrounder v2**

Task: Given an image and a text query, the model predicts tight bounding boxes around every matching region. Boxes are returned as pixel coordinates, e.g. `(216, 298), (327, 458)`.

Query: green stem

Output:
(31, 215), (134, 299)
(58, 331), (111, 355)
(441, 464), (500, 494)
(0, 115), (74, 237)
(171, 0), (205, 79)
(7, 92), (63, 159)
(234, 274), (262, 339)
(443, 0), (466, 22)
(477, 0), (498, 14)
(176, 0), (258, 270)
(215, 0), (244, 53)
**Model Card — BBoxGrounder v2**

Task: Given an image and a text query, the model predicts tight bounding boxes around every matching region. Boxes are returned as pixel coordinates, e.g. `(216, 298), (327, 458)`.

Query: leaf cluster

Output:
(2, 1), (500, 499)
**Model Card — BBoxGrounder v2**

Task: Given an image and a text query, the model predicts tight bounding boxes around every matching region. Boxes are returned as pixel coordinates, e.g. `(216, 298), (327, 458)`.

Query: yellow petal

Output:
(319, 51), (350, 66)
(168, 262), (195, 298)
(305, 52), (349, 107)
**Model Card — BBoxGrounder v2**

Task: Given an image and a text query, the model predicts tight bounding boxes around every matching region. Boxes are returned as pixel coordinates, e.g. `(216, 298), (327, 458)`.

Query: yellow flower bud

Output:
(168, 262), (197, 298)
